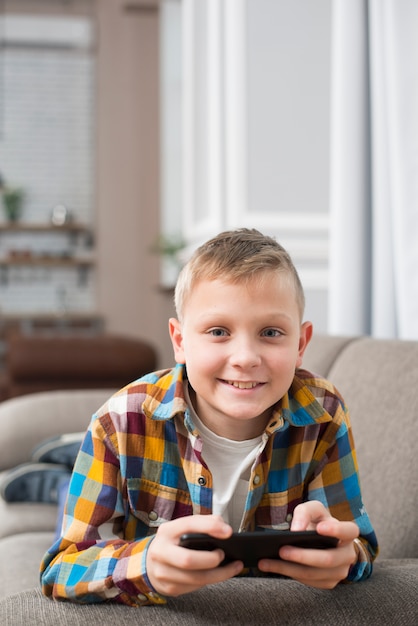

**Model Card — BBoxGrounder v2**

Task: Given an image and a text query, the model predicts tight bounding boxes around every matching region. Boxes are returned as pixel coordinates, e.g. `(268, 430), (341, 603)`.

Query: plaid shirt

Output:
(40, 364), (378, 606)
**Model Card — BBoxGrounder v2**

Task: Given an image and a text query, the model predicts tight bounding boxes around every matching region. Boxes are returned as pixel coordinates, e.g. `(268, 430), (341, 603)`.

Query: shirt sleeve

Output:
(40, 415), (166, 606)
(306, 400), (379, 582)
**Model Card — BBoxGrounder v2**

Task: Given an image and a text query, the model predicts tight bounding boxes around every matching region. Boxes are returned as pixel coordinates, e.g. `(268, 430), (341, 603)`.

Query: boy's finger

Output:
(290, 500), (332, 531)
(316, 519), (360, 542)
(158, 514), (233, 541)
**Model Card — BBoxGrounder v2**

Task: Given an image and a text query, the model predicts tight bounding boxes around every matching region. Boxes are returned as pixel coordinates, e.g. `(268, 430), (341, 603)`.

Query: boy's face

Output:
(169, 274), (312, 440)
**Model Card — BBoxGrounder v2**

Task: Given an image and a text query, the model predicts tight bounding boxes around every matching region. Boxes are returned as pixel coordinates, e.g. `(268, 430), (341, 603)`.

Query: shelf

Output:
(0, 312), (102, 322)
(0, 312), (104, 337)
(0, 257), (94, 267)
(0, 221), (95, 288)
(0, 222), (91, 233)
(0, 256), (94, 286)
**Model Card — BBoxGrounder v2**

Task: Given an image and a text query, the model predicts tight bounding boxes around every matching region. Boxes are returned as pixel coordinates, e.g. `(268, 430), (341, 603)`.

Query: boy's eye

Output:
(208, 328), (228, 337)
(262, 328), (282, 338)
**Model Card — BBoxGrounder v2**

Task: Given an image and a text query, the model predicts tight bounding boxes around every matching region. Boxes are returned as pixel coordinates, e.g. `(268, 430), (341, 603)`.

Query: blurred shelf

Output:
(0, 222), (91, 233)
(0, 256), (94, 267)
(0, 311), (102, 323)
(0, 312), (104, 335)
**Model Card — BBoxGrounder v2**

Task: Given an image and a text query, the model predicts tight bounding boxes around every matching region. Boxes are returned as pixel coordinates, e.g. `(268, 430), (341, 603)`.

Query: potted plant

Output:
(151, 234), (186, 287)
(2, 186), (25, 222)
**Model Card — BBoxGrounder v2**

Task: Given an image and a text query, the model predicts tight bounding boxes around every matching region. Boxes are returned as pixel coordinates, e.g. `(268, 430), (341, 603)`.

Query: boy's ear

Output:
(296, 321), (313, 368)
(168, 318), (186, 364)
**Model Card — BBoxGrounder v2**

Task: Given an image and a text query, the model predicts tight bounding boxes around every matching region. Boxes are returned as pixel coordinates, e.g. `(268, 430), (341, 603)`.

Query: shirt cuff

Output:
(346, 537), (372, 582)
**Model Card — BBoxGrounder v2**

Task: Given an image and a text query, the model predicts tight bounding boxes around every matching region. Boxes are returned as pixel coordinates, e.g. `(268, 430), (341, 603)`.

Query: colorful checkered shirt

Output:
(40, 364), (378, 606)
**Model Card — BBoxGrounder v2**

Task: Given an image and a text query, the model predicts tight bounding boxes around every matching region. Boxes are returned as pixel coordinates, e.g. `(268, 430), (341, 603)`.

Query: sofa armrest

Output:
(0, 389), (114, 471)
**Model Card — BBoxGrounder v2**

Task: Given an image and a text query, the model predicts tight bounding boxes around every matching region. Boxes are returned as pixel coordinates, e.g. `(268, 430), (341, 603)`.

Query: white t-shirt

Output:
(185, 383), (264, 531)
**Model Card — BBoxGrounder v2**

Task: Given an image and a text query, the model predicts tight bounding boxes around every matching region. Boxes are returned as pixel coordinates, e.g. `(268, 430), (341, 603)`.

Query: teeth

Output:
(228, 381), (258, 389)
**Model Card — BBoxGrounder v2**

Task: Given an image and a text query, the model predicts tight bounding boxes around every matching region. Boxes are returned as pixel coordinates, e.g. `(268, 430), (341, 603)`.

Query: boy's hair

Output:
(174, 228), (305, 320)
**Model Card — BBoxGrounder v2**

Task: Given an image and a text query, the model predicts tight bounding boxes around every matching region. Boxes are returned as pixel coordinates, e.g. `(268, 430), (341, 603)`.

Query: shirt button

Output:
(253, 475), (261, 485)
(148, 510), (158, 522)
(198, 476), (207, 486)
(286, 513), (293, 523)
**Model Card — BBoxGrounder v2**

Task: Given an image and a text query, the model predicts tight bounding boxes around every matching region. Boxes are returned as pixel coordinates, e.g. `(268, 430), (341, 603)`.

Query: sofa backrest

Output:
(304, 335), (418, 560)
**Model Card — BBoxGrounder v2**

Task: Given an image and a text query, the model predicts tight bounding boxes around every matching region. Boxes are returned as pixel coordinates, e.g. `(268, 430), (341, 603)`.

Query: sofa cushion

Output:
(0, 561), (417, 625)
(0, 491), (58, 539)
(0, 531), (54, 600)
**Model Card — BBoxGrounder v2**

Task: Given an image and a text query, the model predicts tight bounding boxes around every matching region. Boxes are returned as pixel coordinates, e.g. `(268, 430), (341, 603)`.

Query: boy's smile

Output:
(169, 274), (312, 440)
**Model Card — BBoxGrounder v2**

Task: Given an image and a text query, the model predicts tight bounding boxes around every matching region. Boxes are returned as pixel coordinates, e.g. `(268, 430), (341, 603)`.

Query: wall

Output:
(95, 0), (175, 367)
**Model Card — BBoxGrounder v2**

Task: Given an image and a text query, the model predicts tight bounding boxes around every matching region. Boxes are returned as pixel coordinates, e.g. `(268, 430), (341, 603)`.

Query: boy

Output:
(40, 228), (378, 606)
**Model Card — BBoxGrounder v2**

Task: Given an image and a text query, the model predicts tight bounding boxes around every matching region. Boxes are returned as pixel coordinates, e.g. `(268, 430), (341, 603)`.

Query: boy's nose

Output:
(229, 339), (261, 368)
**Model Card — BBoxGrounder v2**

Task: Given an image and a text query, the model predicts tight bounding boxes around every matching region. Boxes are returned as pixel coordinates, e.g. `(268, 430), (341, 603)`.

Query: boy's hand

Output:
(257, 501), (359, 589)
(146, 515), (244, 597)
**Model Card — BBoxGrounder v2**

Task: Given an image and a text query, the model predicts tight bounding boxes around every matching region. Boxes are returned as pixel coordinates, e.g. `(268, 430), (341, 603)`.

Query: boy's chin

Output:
(221, 408), (272, 427)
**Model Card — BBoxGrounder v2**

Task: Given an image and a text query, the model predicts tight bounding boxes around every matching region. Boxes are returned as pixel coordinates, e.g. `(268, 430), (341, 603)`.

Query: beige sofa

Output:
(0, 335), (417, 625)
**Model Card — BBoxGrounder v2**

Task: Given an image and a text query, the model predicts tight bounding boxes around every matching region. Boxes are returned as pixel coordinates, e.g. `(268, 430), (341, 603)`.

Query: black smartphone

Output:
(179, 530), (338, 568)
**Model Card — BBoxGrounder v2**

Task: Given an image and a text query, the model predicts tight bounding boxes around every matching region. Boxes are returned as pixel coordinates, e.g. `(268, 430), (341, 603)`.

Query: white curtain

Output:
(329, 0), (418, 340)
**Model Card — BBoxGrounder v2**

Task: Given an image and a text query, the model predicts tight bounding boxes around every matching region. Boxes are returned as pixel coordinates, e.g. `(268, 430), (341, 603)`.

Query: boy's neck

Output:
(186, 383), (272, 440)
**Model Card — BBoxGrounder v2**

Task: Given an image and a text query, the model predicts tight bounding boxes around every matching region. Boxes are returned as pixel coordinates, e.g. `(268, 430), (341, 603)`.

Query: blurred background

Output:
(0, 0), (417, 400)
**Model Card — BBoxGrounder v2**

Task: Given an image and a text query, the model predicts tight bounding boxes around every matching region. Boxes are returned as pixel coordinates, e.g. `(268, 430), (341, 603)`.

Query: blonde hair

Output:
(174, 228), (305, 320)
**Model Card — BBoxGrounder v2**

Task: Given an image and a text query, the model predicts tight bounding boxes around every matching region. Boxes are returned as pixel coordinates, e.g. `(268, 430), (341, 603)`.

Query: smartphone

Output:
(179, 530), (338, 568)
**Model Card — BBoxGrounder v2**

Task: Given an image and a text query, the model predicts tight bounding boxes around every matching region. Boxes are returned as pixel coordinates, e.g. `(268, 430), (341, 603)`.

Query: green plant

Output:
(2, 186), (25, 222)
(151, 234), (187, 287)
(151, 234), (186, 261)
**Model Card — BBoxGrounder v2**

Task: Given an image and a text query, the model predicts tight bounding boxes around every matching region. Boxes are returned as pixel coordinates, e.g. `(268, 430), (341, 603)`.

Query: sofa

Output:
(0, 334), (417, 625)
(0, 331), (158, 401)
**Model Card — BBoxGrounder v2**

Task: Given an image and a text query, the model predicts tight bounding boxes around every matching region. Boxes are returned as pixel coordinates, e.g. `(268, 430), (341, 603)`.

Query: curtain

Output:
(329, 0), (418, 340)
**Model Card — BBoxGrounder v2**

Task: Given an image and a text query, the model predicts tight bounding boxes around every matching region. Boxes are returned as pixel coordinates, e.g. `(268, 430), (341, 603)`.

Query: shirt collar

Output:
(142, 366), (333, 434)
(141, 363), (188, 421)
(265, 373), (334, 434)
